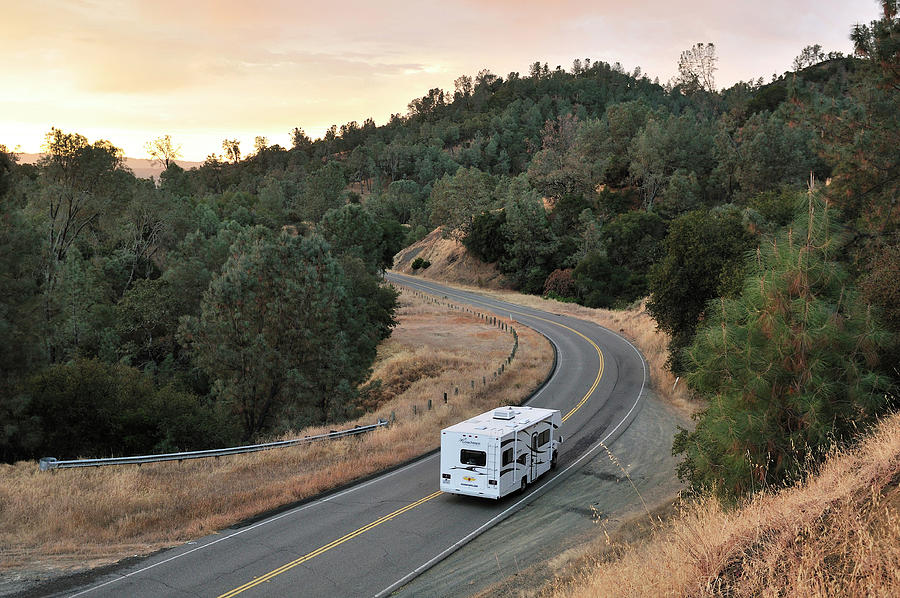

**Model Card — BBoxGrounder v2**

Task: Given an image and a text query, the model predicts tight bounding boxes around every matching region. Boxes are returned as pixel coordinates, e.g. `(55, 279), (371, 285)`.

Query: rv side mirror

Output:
(558, 435), (564, 444)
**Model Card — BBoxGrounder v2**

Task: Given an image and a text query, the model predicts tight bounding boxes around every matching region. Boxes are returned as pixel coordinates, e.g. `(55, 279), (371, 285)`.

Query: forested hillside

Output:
(1, 2), (896, 493)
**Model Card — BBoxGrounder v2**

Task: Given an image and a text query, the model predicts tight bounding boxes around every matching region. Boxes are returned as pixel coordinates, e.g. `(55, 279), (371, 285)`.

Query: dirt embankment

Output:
(393, 227), (510, 289)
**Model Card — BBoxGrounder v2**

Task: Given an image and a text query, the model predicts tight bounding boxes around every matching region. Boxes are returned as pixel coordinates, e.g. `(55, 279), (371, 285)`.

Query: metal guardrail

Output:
(38, 419), (389, 471)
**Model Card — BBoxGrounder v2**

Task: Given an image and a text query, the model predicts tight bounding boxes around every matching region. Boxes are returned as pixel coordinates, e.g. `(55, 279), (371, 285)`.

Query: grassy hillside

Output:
(393, 227), (509, 288)
(536, 410), (900, 598)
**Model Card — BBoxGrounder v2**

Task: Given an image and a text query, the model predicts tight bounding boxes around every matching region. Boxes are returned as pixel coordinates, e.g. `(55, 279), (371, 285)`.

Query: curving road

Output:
(50, 273), (648, 598)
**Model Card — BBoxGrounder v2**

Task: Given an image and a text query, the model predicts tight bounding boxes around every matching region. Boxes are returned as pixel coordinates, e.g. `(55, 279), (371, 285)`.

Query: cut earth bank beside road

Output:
(0, 288), (552, 597)
(388, 277), (693, 597)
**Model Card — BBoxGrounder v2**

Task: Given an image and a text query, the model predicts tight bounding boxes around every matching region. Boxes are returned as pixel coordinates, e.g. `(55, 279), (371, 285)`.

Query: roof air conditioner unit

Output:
(493, 407), (517, 420)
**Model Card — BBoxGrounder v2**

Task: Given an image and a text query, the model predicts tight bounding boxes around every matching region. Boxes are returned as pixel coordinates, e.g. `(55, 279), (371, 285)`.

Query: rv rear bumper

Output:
(446, 486), (500, 499)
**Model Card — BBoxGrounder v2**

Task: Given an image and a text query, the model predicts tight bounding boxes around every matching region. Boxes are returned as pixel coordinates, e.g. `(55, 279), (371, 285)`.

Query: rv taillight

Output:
(442, 473), (451, 479)
(488, 480), (497, 485)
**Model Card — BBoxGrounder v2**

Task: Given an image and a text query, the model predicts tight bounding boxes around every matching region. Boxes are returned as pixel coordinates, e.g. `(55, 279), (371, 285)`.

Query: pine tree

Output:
(180, 228), (363, 439)
(674, 195), (893, 500)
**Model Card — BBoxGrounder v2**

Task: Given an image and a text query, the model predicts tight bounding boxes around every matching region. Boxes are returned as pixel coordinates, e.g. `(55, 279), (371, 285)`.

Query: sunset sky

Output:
(1, 0), (881, 161)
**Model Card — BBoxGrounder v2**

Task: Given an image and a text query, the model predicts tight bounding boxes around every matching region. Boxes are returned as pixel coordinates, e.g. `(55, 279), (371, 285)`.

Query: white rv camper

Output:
(440, 406), (563, 499)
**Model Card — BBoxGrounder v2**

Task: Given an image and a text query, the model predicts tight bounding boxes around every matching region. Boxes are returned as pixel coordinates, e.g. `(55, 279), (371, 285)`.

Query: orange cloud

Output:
(0, 0), (883, 160)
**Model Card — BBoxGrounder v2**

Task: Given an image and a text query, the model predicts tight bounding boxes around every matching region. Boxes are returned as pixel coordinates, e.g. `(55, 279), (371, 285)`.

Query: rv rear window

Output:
(460, 449), (486, 466)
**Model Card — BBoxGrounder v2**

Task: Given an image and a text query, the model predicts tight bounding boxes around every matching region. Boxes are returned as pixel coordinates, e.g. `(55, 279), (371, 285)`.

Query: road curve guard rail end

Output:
(38, 419), (389, 471)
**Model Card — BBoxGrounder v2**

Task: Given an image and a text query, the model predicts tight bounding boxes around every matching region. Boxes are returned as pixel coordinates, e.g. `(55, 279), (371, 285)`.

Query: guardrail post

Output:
(39, 457), (57, 471)
(443, 392), (448, 403)
(413, 404), (417, 415)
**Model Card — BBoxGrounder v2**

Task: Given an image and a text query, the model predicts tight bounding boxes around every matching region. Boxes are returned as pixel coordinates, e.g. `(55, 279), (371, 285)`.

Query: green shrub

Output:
(21, 358), (237, 459)
(463, 211), (507, 263)
(412, 257), (431, 270)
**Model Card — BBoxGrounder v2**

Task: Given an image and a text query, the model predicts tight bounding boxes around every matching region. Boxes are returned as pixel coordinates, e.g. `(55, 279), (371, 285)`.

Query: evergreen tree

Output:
(464, 210), (508, 263)
(814, 1), (900, 252)
(429, 166), (495, 240)
(647, 207), (755, 373)
(500, 177), (560, 293)
(319, 203), (386, 273)
(302, 161), (347, 222)
(674, 195), (893, 500)
(181, 229), (368, 438)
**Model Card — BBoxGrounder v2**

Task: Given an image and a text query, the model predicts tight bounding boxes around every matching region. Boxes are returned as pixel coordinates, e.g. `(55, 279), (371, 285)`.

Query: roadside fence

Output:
(390, 284), (521, 420)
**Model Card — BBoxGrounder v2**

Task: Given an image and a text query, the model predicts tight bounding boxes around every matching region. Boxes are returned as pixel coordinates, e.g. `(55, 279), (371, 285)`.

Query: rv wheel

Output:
(520, 477), (527, 492)
(551, 450), (558, 469)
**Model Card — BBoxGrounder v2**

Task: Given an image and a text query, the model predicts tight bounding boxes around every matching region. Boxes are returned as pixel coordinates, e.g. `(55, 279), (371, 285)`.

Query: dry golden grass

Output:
(393, 227), (509, 289)
(391, 222), (694, 414)
(490, 294), (695, 415)
(392, 277), (696, 416)
(541, 410), (900, 598)
(0, 289), (552, 575)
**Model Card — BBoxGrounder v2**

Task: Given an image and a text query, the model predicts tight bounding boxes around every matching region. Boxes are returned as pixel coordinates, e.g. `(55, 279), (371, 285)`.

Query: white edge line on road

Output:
(373, 321), (649, 598)
(70, 278), (567, 598)
(68, 451), (441, 597)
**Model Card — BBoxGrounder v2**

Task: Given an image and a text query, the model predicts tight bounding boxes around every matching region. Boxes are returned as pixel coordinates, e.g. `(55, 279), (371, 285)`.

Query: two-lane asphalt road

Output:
(53, 273), (647, 598)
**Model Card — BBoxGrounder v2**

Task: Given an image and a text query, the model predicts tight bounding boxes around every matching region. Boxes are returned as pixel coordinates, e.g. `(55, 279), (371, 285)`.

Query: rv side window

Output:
(502, 448), (513, 466)
(460, 449), (486, 466)
(516, 453), (527, 465)
(537, 430), (550, 446)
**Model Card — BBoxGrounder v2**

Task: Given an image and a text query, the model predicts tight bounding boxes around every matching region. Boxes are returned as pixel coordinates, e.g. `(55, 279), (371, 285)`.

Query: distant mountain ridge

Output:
(15, 153), (203, 180)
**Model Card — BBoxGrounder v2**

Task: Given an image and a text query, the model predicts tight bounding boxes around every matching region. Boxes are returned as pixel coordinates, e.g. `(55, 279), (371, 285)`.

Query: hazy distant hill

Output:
(16, 153), (202, 180)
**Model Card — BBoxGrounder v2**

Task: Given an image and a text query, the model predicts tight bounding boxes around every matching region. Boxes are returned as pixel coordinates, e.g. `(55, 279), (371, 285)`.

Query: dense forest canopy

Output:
(1, 3), (897, 488)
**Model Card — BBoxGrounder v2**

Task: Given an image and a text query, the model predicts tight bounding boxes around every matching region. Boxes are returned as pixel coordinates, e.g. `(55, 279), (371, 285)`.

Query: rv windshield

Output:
(460, 449), (486, 466)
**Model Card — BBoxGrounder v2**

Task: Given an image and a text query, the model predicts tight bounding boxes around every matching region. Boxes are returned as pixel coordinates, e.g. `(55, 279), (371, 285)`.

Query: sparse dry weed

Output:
(0, 288), (553, 576)
(395, 278), (697, 416)
(542, 410), (900, 598)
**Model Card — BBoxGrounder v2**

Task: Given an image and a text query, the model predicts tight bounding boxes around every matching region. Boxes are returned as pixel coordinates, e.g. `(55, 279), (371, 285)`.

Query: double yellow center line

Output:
(218, 491), (444, 597)
(520, 313), (604, 423)
(218, 281), (603, 597)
